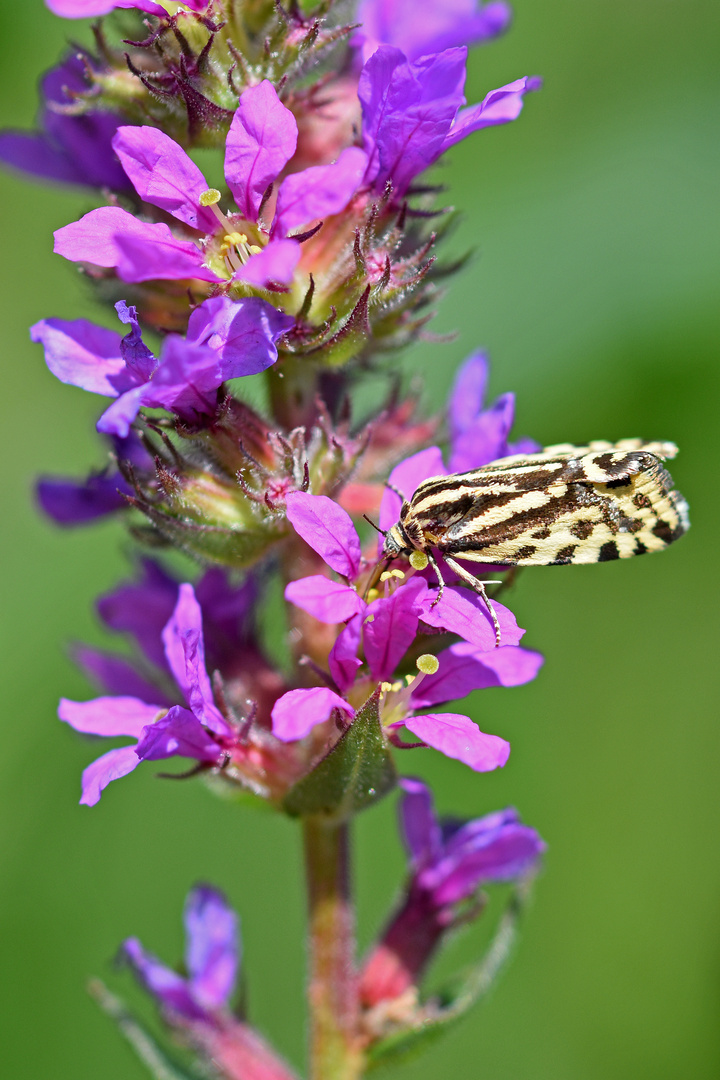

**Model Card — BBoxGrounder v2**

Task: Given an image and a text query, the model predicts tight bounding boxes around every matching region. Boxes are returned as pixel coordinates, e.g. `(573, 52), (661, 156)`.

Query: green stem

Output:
(303, 816), (364, 1080)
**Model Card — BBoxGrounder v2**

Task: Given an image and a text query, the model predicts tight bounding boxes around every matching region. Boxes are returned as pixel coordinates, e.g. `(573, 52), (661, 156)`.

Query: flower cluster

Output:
(7, 0), (550, 1076)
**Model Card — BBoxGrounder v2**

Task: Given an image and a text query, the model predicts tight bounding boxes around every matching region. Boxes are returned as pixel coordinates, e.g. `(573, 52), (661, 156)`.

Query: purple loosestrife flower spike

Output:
(360, 778), (544, 1005)
(354, 0), (512, 64)
(59, 584), (234, 805)
(0, 55), (130, 191)
(31, 297), (292, 437)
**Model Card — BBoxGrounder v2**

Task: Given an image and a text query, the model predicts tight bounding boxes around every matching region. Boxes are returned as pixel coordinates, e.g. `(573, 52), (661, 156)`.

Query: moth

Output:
(379, 440), (690, 645)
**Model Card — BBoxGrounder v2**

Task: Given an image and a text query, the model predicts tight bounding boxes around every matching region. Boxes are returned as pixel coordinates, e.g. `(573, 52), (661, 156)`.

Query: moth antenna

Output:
(363, 514), (386, 537)
(384, 480), (407, 500)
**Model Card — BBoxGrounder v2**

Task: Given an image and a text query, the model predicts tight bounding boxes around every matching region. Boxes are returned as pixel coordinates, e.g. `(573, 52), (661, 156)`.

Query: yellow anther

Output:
(364, 613), (375, 623)
(224, 232), (247, 246)
(200, 188), (222, 206)
(405, 673), (415, 686)
(380, 681), (394, 693)
(416, 653), (439, 675)
(248, 244), (262, 255)
(391, 680), (403, 692)
(390, 568), (406, 579)
(365, 591), (379, 604)
(409, 551), (429, 570)
(379, 571), (393, 582)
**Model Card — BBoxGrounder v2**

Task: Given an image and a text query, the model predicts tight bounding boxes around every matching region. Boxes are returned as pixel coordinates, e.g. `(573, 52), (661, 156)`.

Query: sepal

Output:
(283, 688), (397, 820)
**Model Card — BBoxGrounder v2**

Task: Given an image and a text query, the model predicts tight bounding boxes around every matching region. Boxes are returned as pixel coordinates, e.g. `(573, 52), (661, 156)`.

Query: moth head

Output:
(382, 524), (411, 558)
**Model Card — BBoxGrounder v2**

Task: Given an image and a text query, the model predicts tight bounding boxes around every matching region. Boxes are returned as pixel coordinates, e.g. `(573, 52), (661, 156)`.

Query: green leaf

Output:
(283, 688), (397, 820)
(88, 980), (201, 1080)
(366, 884), (531, 1071)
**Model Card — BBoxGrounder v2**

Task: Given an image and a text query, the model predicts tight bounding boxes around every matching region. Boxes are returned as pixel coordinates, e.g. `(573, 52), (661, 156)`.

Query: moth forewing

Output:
(382, 440), (689, 644)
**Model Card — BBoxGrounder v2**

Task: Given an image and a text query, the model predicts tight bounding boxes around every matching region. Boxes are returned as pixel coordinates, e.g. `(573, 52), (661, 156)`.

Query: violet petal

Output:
(161, 584), (228, 734)
(79, 745), (142, 807)
(36, 474), (128, 525)
(448, 350), (489, 440)
(98, 559), (178, 670)
(286, 491), (362, 578)
(410, 642), (543, 707)
(30, 318), (127, 396)
(135, 705), (222, 763)
(184, 885), (239, 1011)
(402, 712), (510, 771)
(449, 391), (515, 472)
(271, 687), (354, 743)
(59, 695), (165, 737)
(73, 645), (174, 705)
(364, 577), (426, 681)
(224, 80), (297, 221)
(187, 295), (293, 375)
(397, 776), (442, 866)
(431, 825), (546, 905)
(112, 126), (216, 232)
(114, 228), (217, 284)
(285, 576), (367, 624)
(122, 938), (207, 1022)
(443, 76), (540, 152)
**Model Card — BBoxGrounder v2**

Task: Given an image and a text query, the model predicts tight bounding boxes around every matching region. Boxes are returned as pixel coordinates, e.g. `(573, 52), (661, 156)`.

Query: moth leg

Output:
(427, 551), (446, 608)
(444, 555), (502, 647)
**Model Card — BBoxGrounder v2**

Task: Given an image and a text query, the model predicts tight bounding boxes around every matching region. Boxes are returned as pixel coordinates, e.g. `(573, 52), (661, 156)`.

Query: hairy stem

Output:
(303, 816), (363, 1080)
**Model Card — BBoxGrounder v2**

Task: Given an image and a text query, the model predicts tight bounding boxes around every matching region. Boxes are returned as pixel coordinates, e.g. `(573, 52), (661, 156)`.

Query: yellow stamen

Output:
(416, 653), (439, 675)
(199, 188), (222, 206)
(409, 551), (429, 570)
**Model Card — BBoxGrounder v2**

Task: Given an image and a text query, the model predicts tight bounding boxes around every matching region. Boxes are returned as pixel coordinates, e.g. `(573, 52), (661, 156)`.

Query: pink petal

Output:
(233, 238), (300, 287)
(59, 695), (165, 737)
(285, 576), (367, 623)
(112, 126), (216, 232)
(416, 585), (523, 649)
(286, 491), (362, 578)
(271, 687), (354, 742)
(53, 206), (161, 268)
(364, 577), (426, 681)
(402, 712), (510, 772)
(273, 146), (368, 238)
(114, 228), (218, 283)
(328, 615), (363, 692)
(224, 81), (298, 221)
(79, 745), (141, 807)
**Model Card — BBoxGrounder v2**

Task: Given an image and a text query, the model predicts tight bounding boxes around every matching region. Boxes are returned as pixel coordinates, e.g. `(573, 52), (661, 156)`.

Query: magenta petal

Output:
(224, 80), (298, 221)
(416, 585), (523, 649)
(286, 491), (362, 578)
(443, 76), (540, 151)
(135, 705), (222, 763)
(285, 576), (367, 623)
(161, 584), (228, 735)
(79, 745), (141, 807)
(59, 695), (165, 737)
(187, 295), (293, 375)
(139, 336), (223, 420)
(449, 392), (516, 472)
(30, 318), (126, 396)
(112, 126), (216, 232)
(403, 712), (510, 771)
(46, 1), (168, 15)
(397, 776), (442, 866)
(378, 446), (446, 538)
(271, 687), (354, 742)
(411, 642), (543, 707)
(273, 146), (368, 238)
(328, 615), (363, 693)
(364, 577), (427, 681)
(53, 206), (159, 268)
(122, 939), (206, 1022)
(233, 238), (300, 287)
(184, 885), (239, 1011)
(114, 227), (217, 283)
(96, 385), (147, 437)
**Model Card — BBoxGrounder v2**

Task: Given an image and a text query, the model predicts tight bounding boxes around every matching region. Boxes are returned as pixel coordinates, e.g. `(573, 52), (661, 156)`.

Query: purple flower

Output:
(53, 81), (367, 289)
(0, 54), (131, 191)
(36, 432), (151, 525)
(360, 777), (544, 1004)
(276, 491), (541, 770)
(123, 884), (239, 1024)
(31, 296), (292, 437)
(60, 584), (234, 805)
(354, 0), (512, 64)
(360, 45), (540, 196)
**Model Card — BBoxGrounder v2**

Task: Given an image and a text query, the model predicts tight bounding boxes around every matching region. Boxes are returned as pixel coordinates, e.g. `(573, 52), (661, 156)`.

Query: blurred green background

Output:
(1, 1), (719, 1077)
